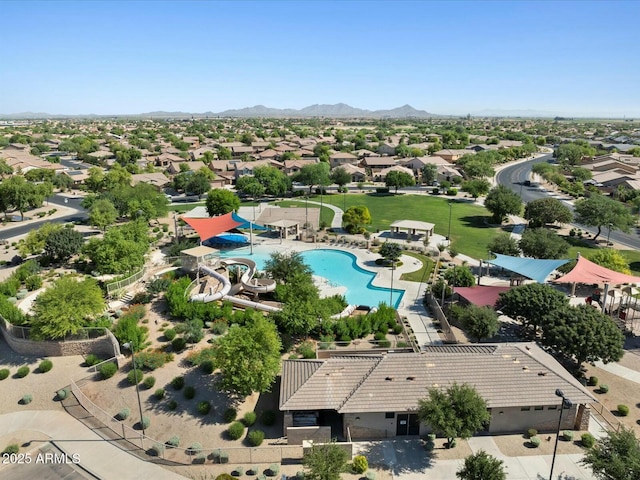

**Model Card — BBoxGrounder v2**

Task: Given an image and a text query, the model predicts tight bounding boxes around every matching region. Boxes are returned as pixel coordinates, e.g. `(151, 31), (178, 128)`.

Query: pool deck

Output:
(248, 235), (444, 347)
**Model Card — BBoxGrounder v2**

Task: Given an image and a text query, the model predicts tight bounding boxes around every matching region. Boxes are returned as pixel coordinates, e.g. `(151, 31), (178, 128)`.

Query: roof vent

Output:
(537, 372), (547, 376)
(522, 366), (529, 371)
(406, 376), (416, 381)
(385, 376), (394, 381)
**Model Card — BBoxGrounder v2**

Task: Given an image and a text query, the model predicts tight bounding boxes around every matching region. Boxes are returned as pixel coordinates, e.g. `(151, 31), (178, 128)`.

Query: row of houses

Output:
(578, 153), (640, 192)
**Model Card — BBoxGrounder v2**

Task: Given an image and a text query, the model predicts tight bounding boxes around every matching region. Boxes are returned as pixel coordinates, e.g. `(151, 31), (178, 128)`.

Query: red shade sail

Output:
(181, 212), (242, 241)
(455, 286), (511, 307)
(553, 255), (640, 286)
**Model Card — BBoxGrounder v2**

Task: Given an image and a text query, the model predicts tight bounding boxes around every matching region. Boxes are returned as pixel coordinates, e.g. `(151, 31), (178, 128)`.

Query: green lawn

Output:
(320, 193), (501, 260)
(400, 251), (435, 283)
(274, 200), (335, 227)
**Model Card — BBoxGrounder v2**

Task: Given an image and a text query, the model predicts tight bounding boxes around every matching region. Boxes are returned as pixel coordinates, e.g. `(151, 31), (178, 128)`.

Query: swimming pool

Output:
(218, 247), (404, 308)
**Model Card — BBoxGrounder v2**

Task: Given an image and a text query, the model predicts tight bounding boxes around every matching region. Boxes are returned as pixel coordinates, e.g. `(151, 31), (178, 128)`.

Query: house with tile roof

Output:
(279, 343), (594, 441)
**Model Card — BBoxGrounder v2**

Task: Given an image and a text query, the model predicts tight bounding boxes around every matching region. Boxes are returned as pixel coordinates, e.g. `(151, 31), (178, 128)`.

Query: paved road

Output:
(496, 155), (640, 251)
(0, 194), (88, 240)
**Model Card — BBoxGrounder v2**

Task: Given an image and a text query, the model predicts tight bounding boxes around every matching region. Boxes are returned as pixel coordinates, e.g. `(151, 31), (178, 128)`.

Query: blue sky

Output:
(1, 0), (639, 117)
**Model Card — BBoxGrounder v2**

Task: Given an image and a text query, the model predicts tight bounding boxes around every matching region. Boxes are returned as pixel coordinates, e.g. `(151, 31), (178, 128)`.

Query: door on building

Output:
(396, 413), (420, 436)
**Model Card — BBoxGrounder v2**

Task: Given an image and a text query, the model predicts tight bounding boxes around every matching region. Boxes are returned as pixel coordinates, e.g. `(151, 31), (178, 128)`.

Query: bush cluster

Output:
(562, 430), (574, 441)
(617, 404), (629, 416)
(223, 407), (237, 423)
(85, 354), (103, 367)
(243, 411), (257, 427)
(187, 443), (202, 455)
(184, 386), (196, 400)
(140, 416), (151, 429)
(168, 400), (178, 411)
(248, 429), (265, 446)
(127, 369), (144, 384)
(166, 436), (180, 448)
(164, 328), (176, 341)
(227, 421), (245, 440)
(197, 401), (212, 415)
(153, 388), (165, 400)
(134, 350), (173, 370)
(0, 368), (10, 380)
(527, 428), (538, 438)
(2, 444), (19, 455)
(171, 376), (185, 390)
(582, 433), (595, 448)
(211, 320), (228, 335)
(143, 376), (156, 389)
(529, 436), (541, 447)
(599, 384), (609, 394)
(16, 366), (30, 378)
(149, 443), (164, 456)
(57, 388), (69, 400)
(99, 362), (118, 379)
(322, 304), (397, 343)
(587, 376), (598, 386)
(352, 455), (368, 474)
(117, 408), (130, 420)
(200, 360), (215, 374)
(172, 337), (187, 352)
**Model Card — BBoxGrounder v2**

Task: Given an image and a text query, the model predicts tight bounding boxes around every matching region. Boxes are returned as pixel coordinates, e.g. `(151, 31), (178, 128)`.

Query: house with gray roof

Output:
(279, 343), (594, 441)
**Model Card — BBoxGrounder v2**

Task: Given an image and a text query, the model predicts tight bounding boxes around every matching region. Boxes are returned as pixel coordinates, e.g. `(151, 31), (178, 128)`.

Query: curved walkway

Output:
(0, 410), (185, 479)
(305, 199), (344, 230)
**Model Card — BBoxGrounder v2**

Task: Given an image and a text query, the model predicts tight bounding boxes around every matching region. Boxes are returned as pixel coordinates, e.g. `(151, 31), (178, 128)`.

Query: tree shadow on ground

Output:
(458, 215), (495, 229)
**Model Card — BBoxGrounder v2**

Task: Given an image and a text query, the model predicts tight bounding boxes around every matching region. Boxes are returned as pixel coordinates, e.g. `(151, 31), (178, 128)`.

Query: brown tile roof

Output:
(280, 343), (595, 414)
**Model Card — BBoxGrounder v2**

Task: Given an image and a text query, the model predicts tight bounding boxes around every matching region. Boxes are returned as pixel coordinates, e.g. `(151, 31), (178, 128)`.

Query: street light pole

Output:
(447, 202), (452, 245)
(549, 389), (572, 480)
(123, 342), (145, 437)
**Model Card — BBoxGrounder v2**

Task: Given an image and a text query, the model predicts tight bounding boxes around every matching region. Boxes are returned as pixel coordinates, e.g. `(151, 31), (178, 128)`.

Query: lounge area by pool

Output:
(218, 247), (404, 308)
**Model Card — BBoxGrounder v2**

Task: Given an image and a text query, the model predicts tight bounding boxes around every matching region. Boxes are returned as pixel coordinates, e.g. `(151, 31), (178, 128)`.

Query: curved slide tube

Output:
(223, 258), (276, 294)
(331, 304), (357, 319)
(190, 266), (232, 303)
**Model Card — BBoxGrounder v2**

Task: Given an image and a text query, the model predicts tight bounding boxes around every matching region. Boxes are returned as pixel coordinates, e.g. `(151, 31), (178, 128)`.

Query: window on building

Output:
(548, 405), (558, 410)
(520, 407), (530, 411)
(385, 412), (395, 419)
(534, 406), (544, 411)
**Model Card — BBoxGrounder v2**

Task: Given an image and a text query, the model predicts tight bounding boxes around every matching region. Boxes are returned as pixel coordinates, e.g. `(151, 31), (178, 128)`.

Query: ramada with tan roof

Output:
(279, 343), (594, 441)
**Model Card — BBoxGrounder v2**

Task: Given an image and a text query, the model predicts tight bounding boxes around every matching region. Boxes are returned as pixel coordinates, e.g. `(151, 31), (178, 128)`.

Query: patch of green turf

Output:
(400, 251), (435, 283)
(318, 193), (500, 260)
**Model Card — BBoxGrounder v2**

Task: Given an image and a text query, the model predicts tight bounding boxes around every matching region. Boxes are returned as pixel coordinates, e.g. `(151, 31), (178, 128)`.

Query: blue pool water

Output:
(205, 233), (249, 245)
(218, 247), (404, 308)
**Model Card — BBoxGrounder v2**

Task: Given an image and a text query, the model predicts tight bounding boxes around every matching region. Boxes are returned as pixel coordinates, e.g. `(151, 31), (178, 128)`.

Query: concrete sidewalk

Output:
(595, 360), (640, 383)
(0, 410), (185, 480)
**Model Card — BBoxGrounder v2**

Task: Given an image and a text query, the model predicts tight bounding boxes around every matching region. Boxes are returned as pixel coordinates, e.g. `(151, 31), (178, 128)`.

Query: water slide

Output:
(190, 258), (277, 312)
(222, 258), (277, 295)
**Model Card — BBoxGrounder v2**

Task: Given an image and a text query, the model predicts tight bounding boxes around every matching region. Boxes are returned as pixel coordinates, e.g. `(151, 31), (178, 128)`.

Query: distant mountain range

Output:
(0, 103), (440, 120)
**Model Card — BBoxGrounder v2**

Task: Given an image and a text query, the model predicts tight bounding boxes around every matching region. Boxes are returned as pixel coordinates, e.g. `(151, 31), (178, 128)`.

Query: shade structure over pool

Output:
(181, 212), (243, 241)
(456, 286), (511, 307)
(231, 212), (268, 230)
(487, 253), (571, 284)
(552, 255), (640, 286)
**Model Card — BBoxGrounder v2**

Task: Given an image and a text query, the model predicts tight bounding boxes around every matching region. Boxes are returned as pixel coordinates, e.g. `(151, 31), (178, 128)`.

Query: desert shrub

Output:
(57, 388), (69, 400)
(297, 341), (315, 359)
(243, 411), (257, 427)
(154, 388), (165, 400)
(392, 324), (403, 335)
(184, 385), (196, 399)
(16, 366), (30, 378)
(562, 430), (574, 441)
(261, 410), (276, 426)
(581, 433), (595, 448)
(171, 376), (185, 390)
(377, 339), (391, 348)
(21, 394), (33, 404)
(134, 350), (173, 370)
(172, 337), (187, 352)
(149, 443), (164, 456)
(527, 428), (538, 438)
(25, 275), (42, 291)
(143, 376), (156, 389)
(168, 400), (178, 410)
(268, 464), (280, 476)
(223, 407), (237, 423)
(164, 328), (176, 341)
(3, 444), (20, 454)
(228, 421), (245, 440)
(599, 384), (609, 394)
(587, 376), (598, 386)
(187, 443), (202, 455)
(529, 436), (541, 447)
(352, 455), (368, 474)
(166, 436), (180, 448)
(200, 360), (214, 374)
(117, 408), (130, 420)
(211, 320), (228, 335)
(296, 471), (305, 479)
(141, 416), (151, 429)
(231, 467), (244, 477)
(617, 404), (630, 416)
(0, 368), (10, 380)
(85, 354), (102, 366)
(99, 362), (117, 379)
(197, 401), (211, 415)
(248, 429), (265, 446)
(127, 369), (144, 384)
(373, 331), (386, 341)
